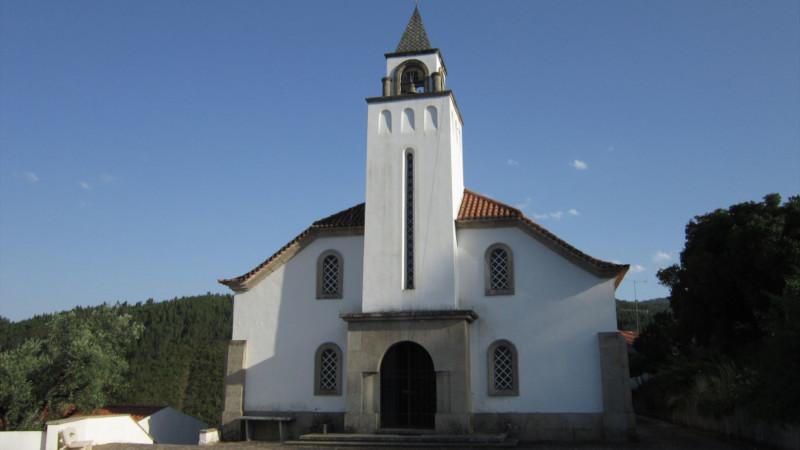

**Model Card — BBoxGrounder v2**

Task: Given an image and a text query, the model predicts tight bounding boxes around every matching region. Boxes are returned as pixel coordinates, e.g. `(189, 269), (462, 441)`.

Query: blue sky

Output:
(1, 1), (798, 320)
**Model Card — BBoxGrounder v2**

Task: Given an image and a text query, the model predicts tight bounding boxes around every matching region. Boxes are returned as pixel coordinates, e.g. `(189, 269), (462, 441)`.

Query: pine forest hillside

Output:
(0, 293), (231, 427)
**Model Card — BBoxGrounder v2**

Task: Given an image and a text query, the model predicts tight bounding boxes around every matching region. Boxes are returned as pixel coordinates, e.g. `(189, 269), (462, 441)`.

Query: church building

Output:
(219, 7), (635, 443)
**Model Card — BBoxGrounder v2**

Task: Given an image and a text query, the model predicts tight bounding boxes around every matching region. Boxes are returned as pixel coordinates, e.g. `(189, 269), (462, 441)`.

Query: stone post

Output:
(221, 340), (247, 441)
(382, 77), (392, 97)
(598, 332), (636, 441)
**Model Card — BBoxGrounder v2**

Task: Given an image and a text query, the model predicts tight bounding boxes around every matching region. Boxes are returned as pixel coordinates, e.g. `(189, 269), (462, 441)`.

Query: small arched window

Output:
(424, 105), (438, 130)
(402, 108), (415, 133)
(485, 244), (514, 296)
(317, 250), (343, 299)
(379, 109), (392, 134)
(314, 343), (342, 395)
(488, 340), (519, 396)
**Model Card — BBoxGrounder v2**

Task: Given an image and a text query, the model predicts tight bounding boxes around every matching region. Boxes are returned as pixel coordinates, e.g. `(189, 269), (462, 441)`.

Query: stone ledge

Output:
(341, 309), (478, 323)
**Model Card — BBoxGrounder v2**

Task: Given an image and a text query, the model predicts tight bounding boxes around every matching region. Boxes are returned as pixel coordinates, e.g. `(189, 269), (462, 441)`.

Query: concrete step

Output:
(285, 432), (518, 447)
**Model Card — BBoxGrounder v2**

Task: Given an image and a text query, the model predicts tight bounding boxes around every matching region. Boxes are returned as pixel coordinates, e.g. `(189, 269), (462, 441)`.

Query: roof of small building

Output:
(396, 6), (433, 53)
(70, 405), (167, 421)
(218, 189), (628, 292)
(620, 330), (639, 346)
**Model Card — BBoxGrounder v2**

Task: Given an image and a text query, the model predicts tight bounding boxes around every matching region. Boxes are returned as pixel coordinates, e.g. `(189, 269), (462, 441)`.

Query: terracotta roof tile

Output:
(458, 189), (628, 283)
(71, 405), (166, 421)
(458, 189), (523, 220)
(219, 190), (628, 291)
(620, 330), (639, 346)
(218, 203), (364, 291)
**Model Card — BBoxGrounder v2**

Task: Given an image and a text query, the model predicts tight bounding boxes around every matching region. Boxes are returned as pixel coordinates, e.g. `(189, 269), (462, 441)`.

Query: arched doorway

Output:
(380, 341), (436, 429)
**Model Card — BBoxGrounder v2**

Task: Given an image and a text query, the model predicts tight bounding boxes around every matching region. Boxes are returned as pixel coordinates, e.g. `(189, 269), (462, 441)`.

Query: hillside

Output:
(0, 293), (232, 427)
(616, 297), (670, 332)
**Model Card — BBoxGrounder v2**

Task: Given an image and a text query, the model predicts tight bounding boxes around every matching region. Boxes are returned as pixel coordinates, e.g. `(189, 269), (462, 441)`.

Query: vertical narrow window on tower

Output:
(405, 151), (415, 289)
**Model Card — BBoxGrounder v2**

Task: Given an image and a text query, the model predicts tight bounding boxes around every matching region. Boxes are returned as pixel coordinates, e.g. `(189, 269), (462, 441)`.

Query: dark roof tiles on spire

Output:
(396, 7), (433, 53)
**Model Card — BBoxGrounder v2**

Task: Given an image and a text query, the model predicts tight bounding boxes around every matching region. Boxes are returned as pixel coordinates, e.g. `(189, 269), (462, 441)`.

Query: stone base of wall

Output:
(242, 411), (345, 441)
(473, 412), (605, 442)
(233, 411), (634, 443)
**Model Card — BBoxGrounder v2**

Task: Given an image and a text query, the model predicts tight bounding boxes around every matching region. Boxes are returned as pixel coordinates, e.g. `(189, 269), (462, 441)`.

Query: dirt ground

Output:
(96, 416), (762, 450)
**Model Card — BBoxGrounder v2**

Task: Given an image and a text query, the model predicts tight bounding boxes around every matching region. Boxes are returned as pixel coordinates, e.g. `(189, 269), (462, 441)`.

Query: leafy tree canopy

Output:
(0, 306), (143, 430)
(635, 194), (800, 423)
(657, 193), (800, 355)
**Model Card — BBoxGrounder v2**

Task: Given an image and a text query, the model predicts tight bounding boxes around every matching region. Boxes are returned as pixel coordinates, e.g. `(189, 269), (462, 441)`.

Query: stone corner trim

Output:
(597, 332), (636, 441)
(221, 340), (247, 441)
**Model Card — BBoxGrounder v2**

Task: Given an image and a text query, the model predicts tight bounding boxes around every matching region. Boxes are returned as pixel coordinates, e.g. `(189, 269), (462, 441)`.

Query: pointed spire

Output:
(396, 6), (432, 53)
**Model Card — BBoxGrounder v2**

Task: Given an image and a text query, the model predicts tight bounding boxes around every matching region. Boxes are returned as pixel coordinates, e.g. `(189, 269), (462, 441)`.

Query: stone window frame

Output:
(488, 339), (519, 396)
(314, 342), (343, 396)
(484, 243), (515, 296)
(316, 250), (343, 299)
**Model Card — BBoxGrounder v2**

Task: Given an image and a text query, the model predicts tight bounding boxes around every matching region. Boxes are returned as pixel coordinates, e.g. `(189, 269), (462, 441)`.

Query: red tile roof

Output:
(219, 189), (628, 291)
(219, 203), (365, 291)
(71, 405), (166, 421)
(458, 189), (522, 219)
(458, 190), (628, 283)
(620, 330), (639, 346)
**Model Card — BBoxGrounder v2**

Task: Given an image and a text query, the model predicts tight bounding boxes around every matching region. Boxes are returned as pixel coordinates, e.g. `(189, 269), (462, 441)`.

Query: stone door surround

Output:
(342, 310), (477, 434)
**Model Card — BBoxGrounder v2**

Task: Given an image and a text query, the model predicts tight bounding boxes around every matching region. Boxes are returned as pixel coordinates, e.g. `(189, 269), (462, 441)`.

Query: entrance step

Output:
(286, 432), (518, 448)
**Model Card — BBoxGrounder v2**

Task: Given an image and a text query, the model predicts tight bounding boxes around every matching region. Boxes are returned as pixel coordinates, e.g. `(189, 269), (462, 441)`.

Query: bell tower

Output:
(361, 7), (465, 313)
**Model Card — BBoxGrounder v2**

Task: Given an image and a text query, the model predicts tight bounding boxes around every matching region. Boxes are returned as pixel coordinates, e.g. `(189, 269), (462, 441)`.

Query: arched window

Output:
(317, 250), (343, 299)
(404, 151), (415, 289)
(314, 343), (342, 395)
(485, 244), (514, 295)
(395, 61), (428, 95)
(488, 340), (518, 396)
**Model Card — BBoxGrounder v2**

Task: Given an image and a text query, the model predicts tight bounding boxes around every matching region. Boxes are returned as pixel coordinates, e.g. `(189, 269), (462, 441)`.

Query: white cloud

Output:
(100, 174), (115, 183)
(515, 197), (532, 210)
(79, 181), (91, 190)
(653, 251), (672, 264)
(506, 158), (520, 167)
(630, 264), (646, 273)
(568, 208), (580, 216)
(572, 159), (588, 170)
(23, 172), (39, 183)
(534, 211), (564, 220)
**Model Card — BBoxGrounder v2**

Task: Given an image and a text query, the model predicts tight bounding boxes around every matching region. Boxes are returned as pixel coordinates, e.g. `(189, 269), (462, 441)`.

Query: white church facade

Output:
(219, 8), (634, 442)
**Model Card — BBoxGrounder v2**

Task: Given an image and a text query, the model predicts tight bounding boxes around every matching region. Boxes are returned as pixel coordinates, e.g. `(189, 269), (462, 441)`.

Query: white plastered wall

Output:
(232, 235), (363, 412)
(362, 93), (463, 312)
(44, 416), (153, 450)
(457, 226), (619, 413)
(0, 431), (44, 450)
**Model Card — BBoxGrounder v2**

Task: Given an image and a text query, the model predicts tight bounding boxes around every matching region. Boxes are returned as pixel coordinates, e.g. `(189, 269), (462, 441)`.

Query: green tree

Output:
(657, 194), (800, 355)
(635, 194), (800, 422)
(0, 306), (143, 430)
(0, 339), (48, 430)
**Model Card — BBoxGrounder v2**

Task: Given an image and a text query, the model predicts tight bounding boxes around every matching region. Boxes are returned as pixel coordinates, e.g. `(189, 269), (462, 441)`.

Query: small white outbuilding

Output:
(66, 405), (207, 445)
